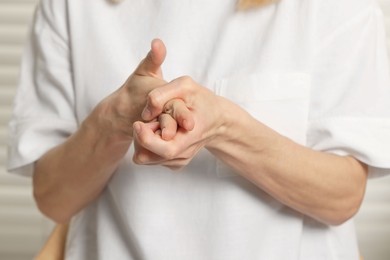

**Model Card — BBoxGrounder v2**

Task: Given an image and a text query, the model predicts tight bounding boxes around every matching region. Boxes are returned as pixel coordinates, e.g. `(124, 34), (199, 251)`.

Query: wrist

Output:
(205, 96), (281, 159)
(79, 110), (133, 167)
(205, 96), (239, 150)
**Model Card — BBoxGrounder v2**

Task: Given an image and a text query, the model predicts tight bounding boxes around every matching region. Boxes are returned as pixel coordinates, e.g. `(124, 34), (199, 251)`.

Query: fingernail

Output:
(161, 128), (167, 140)
(142, 108), (151, 120)
(183, 119), (189, 130)
(183, 119), (194, 131)
(133, 122), (141, 135)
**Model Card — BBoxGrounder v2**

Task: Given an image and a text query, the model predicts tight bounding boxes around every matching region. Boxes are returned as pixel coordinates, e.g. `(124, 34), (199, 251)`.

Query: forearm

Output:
(207, 97), (368, 225)
(33, 119), (130, 223)
(35, 223), (68, 260)
(134, 76), (368, 225)
(32, 39), (168, 223)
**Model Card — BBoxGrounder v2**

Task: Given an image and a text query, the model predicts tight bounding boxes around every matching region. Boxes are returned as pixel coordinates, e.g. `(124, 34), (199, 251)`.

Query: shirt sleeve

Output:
(307, 3), (390, 177)
(7, 0), (77, 176)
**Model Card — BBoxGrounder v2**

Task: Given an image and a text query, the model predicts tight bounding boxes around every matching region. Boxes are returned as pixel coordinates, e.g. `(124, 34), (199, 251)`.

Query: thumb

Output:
(134, 38), (166, 79)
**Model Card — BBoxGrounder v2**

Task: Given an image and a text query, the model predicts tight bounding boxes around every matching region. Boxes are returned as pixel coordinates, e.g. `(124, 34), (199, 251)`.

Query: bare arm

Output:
(33, 39), (168, 223)
(35, 223), (68, 260)
(207, 96), (368, 225)
(33, 113), (129, 223)
(134, 76), (368, 225)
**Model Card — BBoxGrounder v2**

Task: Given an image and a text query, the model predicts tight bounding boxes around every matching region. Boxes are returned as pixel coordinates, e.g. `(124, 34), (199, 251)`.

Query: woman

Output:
(9, 0), (390, 259)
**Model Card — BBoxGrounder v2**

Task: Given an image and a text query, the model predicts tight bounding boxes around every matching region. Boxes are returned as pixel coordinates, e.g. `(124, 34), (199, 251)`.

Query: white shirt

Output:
(8, 0), (390, 259)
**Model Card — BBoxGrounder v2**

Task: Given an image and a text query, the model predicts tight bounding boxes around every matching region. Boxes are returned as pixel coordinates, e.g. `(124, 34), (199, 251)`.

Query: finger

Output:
(133, 140), (190, 168)
(142, 76), (193, 121)
(164, 99), (195, 131)
(134, 38), (167, 78)
(132, 120), (160, 139)
(158, 113), (177, 141)
(133, 141), (165, 165)
(133, 122), (166, 165)
(140, 120), (160, 131)
(133, 121), (166, 164)
(134, 148), (190, 171)
(133, 121), (183, 159)
(155, 129), (162, 136)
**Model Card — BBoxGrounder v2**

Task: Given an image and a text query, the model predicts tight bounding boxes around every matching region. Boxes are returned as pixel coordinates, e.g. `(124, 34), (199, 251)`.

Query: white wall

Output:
(0, 0), (389, 259)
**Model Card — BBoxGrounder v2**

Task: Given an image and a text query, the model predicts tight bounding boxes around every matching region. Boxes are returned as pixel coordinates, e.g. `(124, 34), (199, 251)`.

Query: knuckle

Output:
(164, 147), (178, 160)
(132, 152), (144, 165)
(176, 75), (195, 94)
(178, 75), (193, 86)
(172, 99), (184, 110)
(137, 133), (151, 147)
(147, 89), (163, 109)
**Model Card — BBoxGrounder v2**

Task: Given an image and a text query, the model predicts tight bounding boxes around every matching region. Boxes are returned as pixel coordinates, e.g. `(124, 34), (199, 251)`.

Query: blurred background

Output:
(0, 0), (390, 259)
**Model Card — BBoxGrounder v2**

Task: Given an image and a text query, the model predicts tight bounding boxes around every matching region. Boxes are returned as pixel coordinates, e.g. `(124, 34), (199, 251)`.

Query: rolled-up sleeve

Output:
(7, 0), (77, 176)
(307, 4), (390, 177)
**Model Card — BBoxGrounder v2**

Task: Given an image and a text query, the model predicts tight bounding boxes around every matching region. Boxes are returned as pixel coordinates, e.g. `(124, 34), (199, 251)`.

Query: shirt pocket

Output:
(214, 71), (311, 177)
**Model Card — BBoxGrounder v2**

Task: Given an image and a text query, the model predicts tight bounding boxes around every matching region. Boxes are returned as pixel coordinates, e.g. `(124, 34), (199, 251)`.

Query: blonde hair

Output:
(237, 0), (278, 10)
(109, 0), (277, 10)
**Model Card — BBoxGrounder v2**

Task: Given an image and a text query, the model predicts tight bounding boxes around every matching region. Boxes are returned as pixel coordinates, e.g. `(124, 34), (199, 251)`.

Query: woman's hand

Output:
(132, 74), (368, 226)
(33, 39), (170, 223)
(132, 76), (225, 169)
(84, 39), (168, 158)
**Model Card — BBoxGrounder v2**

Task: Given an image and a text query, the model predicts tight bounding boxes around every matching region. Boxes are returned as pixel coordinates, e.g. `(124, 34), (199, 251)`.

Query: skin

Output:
(35, 223), (69, 260)
(133, 68), (368, 226)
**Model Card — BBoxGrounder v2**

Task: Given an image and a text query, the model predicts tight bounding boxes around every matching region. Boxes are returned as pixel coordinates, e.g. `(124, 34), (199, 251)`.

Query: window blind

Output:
(0, 1), (53, 260)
